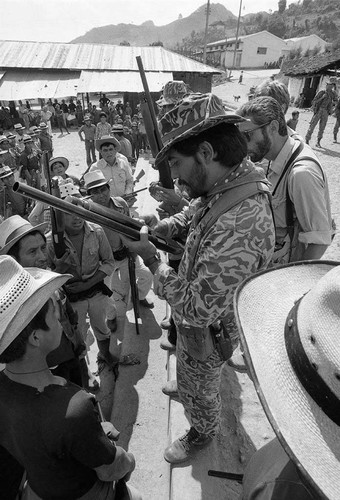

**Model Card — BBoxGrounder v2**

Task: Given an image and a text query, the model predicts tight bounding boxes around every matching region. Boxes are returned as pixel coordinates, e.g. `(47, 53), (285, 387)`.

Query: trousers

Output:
(105, 256), (153, 319)
(305, 108), (329, 141)
(176, 332), (224, 437)
(85, 139), (96, 166)
(71, 293), (111, 342)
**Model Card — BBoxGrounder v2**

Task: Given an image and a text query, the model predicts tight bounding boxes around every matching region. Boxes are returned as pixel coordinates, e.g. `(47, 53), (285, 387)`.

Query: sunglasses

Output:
(241, 122), (271, 142)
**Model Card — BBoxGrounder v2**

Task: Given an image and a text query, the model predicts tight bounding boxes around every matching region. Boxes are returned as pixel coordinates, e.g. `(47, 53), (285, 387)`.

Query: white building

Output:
(283, 34), (329, 57)
(206, 31), (287, 69)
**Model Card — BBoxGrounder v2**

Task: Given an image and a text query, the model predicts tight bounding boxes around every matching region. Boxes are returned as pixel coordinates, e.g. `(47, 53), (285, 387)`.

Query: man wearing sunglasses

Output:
(237, 96), (333, 265)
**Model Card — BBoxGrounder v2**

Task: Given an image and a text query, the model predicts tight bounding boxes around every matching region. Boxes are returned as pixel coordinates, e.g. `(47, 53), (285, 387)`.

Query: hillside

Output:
(71, 3), (236, 48)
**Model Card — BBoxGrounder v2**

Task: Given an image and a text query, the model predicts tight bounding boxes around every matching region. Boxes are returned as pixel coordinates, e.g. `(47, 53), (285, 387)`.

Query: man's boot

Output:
(164, 427), (212, 464)
(316, 140), (321, 148)
(97, 339), (119, 379)
(334, 134), (338, 143)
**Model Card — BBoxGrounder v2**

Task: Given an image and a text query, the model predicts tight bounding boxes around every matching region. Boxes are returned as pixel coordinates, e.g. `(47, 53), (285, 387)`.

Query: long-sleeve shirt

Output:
(47, 221), (114, 280)
(95, 122), (112, 140)
(152, 161), (275, 330)
(90, 154), (134, 197)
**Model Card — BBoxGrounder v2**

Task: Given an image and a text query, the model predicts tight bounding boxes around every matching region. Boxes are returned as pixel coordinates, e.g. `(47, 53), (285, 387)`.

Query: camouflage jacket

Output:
(153, 160), (275, 330)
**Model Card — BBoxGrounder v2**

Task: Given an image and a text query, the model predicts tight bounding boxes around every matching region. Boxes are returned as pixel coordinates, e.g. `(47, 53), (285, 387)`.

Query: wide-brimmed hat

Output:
(83, 170), (109, 192)
(49, 156), (69, 171)
(155, 93), (247, 166)
(84, 114), (92, 121)
(235, 260), (340, 500)
(14, 123), (24, 130)
(0, 255), (72, 355)
(39, 122), (48, 129)
(111, 124), (124, 133)
(6, 133), (16, 140)
(156, 80), (189, 107)
(0, 135), (9, 144)
(95, 135), (120, 152)
(23, 135), (33, 144)
(0, 215), (48, 255)
(0, 165), (14, 179)
(99, 112), (107, 118)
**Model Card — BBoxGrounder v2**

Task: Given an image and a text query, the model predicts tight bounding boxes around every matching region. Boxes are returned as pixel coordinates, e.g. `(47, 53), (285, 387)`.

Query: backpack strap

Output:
(274, 145), (325, 261)
(186, 181), (270, 280)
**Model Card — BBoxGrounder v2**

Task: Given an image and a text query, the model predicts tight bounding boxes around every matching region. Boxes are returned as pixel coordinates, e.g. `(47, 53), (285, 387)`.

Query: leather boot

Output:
(164, 427), (212, 464)
(334, 134), (338, 143)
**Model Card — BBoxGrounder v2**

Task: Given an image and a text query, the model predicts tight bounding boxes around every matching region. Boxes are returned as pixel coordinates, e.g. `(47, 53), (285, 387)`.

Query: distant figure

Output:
(286, 110), (299, 131)
(305, 82), (336, 147)
(238, 71), (244, 84)
(233, 95), (241, 102)
(333, 98), (340, 143)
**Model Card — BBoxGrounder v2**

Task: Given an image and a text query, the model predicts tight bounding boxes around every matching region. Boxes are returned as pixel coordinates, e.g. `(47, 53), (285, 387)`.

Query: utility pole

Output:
(203, 0), (211, 64)
(232, 0), (243, 70)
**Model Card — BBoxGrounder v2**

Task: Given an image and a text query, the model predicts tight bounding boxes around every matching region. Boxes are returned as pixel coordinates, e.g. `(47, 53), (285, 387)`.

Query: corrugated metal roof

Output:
(0, 70), (80, 100)
(0, 40), (219, 73)
(282, 48), (340, 76)
(77, 70), (173, 93)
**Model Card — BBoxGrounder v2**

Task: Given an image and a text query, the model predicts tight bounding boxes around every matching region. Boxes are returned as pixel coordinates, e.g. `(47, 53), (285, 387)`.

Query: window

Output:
(257, 47), (267, 54)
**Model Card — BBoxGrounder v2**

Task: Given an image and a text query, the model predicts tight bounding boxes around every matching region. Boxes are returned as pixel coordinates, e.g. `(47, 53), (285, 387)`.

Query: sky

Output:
(0, 0), (297, 43)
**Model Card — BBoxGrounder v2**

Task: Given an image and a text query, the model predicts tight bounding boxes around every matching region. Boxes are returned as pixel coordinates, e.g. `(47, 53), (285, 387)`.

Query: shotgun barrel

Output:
(13, 182), (182, 255)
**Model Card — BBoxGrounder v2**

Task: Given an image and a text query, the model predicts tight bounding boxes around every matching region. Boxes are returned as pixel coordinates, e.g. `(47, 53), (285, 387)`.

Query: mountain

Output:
(70, 3), (236, 48)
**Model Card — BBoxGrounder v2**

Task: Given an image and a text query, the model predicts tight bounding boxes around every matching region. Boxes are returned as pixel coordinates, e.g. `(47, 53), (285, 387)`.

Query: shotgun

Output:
(13, 182), (182, 255)
(43, 152), (66, 259)
(136, 55), (173, 190)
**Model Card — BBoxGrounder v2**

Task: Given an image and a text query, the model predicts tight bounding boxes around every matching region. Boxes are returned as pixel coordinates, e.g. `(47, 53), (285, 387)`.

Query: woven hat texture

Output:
(235, 260), (340, 500)
(0, 255), (71, 355)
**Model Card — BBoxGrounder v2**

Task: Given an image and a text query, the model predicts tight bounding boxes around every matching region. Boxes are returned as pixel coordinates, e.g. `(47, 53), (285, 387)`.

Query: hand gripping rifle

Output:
(136, 56), (174, 192)
(43, 151), (66, 259)
(12, 183), (182, 255)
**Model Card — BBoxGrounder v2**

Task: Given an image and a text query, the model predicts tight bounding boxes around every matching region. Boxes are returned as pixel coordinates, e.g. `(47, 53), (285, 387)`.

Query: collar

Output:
(65, 221), (93, 240)
(202, 158), (256, 206)
(269, 136), (298, 175)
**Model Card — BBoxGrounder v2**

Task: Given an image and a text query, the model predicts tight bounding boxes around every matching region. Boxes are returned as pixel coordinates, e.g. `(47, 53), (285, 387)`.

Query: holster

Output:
(66, 281), (113, 303)
(178, 323), (215, 361)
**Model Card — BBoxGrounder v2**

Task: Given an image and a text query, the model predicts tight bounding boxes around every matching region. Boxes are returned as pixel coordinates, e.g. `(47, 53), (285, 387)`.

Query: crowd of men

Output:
(0, 79), (338, 500)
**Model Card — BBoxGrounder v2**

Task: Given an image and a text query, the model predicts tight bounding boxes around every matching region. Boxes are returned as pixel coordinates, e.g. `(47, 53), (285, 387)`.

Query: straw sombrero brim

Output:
(95, 136), (121, 152)
(235, 260), (340, 500)
(49, 156), (69, 171)
(0, 222), (48, 256)
(0, 268), (72, 355)
(155, 113), (247, 167)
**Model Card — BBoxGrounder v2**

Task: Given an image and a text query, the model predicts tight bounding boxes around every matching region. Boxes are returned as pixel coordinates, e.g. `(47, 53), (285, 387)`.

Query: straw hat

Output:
(39, 122), (48, 130)
(49, 156), (69, 171)
(0, 216), (48, 255)
(0, 165), (14, 179)
(14, 123), (24, 130)
(0, 135), (9, 144)
(0, 255), (72, 355)
(155, 93), (247, 166)
(235, 260), (340, 500)
(83, 170), (109, 192)
(23, 135), (33, 144)
(111, 124), (124, 133)
(95, 135), (120, 152)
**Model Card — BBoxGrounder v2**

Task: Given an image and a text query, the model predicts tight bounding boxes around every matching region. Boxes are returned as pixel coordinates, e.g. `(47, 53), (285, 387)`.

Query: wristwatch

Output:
(143, 252), (161, 268)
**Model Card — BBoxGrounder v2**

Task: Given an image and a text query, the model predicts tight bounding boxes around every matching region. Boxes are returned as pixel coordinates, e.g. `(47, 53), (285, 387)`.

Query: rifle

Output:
(13, 182), (182, 255)
(136, 56), (173, 190)
(43, 151), (66, 259)
(128, 254), (140, 335)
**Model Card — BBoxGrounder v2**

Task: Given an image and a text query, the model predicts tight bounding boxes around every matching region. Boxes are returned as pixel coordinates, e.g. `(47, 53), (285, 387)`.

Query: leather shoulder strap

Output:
(186, 181), (270, 280)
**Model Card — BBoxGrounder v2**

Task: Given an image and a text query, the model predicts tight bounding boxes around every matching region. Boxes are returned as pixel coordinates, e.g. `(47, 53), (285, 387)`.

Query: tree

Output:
(120, 41), (130, 46)
(149, 41), (164, 46)
(267, 15), (287, 38)
(278, 0), (287, 14)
